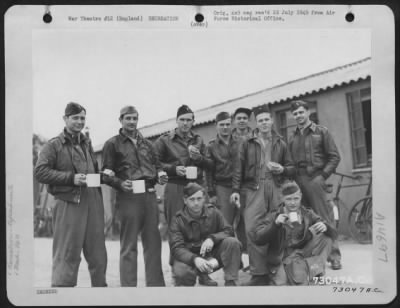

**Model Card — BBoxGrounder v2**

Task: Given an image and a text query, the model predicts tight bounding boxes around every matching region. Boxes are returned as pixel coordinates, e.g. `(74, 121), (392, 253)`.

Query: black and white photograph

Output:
(5, 4), (396, 306)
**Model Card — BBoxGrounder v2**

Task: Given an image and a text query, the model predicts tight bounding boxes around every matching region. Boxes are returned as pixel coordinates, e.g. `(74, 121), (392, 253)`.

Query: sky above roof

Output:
(33, 28), (370, 147)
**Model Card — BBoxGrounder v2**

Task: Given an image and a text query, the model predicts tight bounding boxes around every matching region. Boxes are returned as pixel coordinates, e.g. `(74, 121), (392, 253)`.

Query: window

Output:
(275, 102), (317, 142)
(346, 87), (372, 168)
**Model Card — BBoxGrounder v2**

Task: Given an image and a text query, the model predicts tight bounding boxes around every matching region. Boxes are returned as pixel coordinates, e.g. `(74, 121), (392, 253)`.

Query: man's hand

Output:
(74, 173), (86, 186)
(275, 213), (289, 225)
(120, 180), (132, 192)
(101, 169), (115, 177)
(158, 171), (168, 185)
(200, 238), (214, 257)
(230, 192), (240, 205)
(188, 145), (202, 161)
(194, 257), (213, 273)
(312, 174), (325, 184)
(267, 162), (284, 174)
(176, 166), (186, 177)
(310, 222), (327, 234)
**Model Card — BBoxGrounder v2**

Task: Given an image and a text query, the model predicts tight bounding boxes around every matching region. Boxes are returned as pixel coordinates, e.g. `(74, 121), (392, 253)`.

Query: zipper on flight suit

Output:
(256, 140), (262, 190)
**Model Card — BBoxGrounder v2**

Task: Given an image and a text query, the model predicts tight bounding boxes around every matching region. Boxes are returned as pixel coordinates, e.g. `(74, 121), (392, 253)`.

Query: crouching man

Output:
(249, 181), (337, 286)
(168, 183), (241, 287)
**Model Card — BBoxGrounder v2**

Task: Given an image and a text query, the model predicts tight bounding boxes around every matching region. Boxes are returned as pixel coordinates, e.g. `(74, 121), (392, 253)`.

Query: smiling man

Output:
(249, 181), (337, 285)
(168, 183), (241, 286)
(288, 100), (342, 270)
(205, 112), (240, 225)
(35, 102), (107, 287)
(154, 104), (209, 226)
(231, 104), (295, 286)
(101, 105), (167, 287)
(231, 107), (253, 141)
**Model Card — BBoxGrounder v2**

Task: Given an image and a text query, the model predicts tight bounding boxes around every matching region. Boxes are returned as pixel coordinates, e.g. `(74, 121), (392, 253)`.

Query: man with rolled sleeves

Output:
(102, 106), (167, 287)
(154, 104), (209, 226)
(231, 107), (253, 141)
(288, 100), (342, 270)
(231, 104), (295, 286)
(35, 102), (107, 287)
(169, 183), (242, 286)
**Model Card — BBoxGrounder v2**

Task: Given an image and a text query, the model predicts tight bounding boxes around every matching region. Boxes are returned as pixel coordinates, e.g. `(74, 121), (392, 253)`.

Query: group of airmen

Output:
(35, 100), (341, 287)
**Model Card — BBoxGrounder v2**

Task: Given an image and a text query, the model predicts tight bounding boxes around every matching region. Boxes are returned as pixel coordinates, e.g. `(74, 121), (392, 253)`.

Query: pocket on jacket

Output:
(311, 135), (323, 154)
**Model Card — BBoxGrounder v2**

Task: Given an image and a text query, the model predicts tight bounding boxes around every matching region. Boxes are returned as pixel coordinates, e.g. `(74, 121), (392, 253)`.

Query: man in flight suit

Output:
(169, 183), (242, 286)
(288, 100), (342, 270)
(231, 104), (295, 286)
(35, 102), (107, 287)
(154, 104), (209, 226)
(102, 106), (167, 287)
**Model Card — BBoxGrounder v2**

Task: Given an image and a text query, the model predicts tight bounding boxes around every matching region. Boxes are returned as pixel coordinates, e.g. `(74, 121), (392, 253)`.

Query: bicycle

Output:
(326, 172), (372, 244)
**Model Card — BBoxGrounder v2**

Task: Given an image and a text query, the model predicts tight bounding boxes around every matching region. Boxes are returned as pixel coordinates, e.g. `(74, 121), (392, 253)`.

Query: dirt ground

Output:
(34, 238), (373, 287)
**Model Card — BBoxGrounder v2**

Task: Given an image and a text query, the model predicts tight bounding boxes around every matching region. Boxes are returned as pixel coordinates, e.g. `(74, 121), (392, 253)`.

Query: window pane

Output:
(347, 91), (368, 167)
(360, 87), (371, 100)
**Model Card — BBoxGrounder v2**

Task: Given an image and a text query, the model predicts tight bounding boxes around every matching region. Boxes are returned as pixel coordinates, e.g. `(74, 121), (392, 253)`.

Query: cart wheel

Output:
(347, 197), (372, 244)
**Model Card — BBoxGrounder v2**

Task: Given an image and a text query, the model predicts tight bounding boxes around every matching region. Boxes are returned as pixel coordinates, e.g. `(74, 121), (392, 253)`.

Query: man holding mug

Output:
(231, 104), (295, 286)
(102, 106), (167, 287)
(154, 104), (209, 226)
(35, 102), (108, 287)
(169, 183), (241, 286)
(249, 181), (336, 285)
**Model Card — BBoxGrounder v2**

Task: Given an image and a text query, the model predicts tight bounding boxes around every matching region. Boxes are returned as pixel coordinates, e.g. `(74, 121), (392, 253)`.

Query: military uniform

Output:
(288, 121), (341, 264)
(232, 130), (294, 276)
(154, 129), (208, 226)
(250, 204), (336, 285)
(169, 203), (241, 286)
(102, 129), (165, 287)
(35, 130), (107, 287)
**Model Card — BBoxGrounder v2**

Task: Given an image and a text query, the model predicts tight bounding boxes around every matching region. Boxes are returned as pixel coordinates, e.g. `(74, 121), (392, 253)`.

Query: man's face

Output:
(216, 118), (232, 137)
(256, 112), (273, 134)
(176, 113), (194, 134)
(184, 190), (205, 215)
(233, 113), (249, 130)
(292, 106), (310, 126)
(63, 111), (86, 134)
(283, 191), (302, 212)
(120, 112), (139, 133)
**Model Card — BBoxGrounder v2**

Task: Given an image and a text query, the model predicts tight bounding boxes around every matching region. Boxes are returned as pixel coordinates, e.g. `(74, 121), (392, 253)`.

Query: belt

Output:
(296, 162), (309, 168)
(259, 172), (273, 180)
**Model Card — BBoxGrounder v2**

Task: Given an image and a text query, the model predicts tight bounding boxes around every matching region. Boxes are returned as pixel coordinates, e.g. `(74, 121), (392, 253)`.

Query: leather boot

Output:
(198, 274), (218, 286)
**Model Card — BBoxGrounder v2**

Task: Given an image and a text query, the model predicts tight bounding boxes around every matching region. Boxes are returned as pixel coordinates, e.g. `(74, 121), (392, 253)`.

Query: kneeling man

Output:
(249, 181), (337, 285)
(169, 183), (241, 286)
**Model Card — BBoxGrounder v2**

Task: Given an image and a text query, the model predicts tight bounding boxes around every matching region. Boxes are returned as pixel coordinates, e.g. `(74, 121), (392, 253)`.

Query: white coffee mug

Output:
(132, 180), (146, 194)
(86, 174), (100, 187)
(185, 166), (197, 179)
(288, 211), (299, 223)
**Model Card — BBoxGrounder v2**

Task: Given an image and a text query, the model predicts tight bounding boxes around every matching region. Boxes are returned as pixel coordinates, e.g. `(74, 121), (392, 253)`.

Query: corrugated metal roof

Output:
(93, 57), (371, 152)
(139, 57), (371, 139)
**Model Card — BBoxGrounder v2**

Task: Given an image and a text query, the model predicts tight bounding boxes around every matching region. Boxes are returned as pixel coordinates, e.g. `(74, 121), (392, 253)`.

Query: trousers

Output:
(244, 177), (280, 275)
(51, 188), (107, 287)
(270, 233), (333, 286)
(164, 183), (186, 226)
(172, 237), (241, 286)
(295, 174), (341, 262)
(215, 185), (247, 251)
(117, 192), (165, 287)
